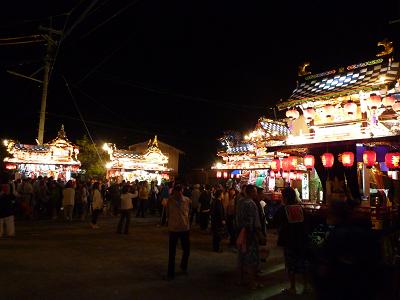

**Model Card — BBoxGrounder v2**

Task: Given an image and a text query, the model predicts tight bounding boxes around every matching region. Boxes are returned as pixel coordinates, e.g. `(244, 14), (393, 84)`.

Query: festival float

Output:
(3, 125), (80, 181)
(213, 40), (400, 230)
(103, 136), (171, 184)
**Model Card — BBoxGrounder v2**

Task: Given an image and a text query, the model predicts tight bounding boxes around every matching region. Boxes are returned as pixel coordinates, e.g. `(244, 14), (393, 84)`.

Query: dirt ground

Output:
(0, 216), (312, 300)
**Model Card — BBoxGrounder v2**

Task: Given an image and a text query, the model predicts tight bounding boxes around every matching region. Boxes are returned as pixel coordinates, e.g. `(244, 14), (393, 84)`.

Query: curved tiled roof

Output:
(278, 58), (400, 109)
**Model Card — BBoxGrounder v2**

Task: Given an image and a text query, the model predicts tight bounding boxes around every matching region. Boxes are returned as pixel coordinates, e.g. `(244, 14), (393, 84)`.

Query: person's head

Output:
(93, 182), (100, 190)
(172, 184), (183, 196)
(229, 187), (236, 197)
(65, 180), (74, 188)
(214, 189), (223, 200)
(245, 184), (257, 200)
(122, 185), (129, 194)
(282, 187), (296, 205)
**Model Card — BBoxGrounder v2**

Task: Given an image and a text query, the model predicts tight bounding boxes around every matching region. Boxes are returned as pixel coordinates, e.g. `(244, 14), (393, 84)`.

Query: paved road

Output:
(0, 216), (313, 300)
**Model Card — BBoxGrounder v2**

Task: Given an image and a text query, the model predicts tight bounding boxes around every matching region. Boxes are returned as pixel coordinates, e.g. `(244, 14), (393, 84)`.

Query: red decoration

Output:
(216, 171), (222, 178)
(321, 152), (334, 168)
(304, 155), (315, 170)
(367, 95), (381, 110)
(288, 156), (298, 170)
(363, 150), (376, 168)
(385, 152), (400, 169)
(282, 171), (288, 179)
(286, 109), (299, 120)
(393, 101), (400, 112)
(281, 158), (290, 172)
(382, 96), (396, 108)
(344, 101), (357, 115)
(270, 158), (281, 172)
(223, 171), (228, 178)
(304, 107), (316, 120)
(296, 173), (303, 180)
(289, 172), (296, 180)
(323, 104), (334, 118)
(341, 152), (355, 167)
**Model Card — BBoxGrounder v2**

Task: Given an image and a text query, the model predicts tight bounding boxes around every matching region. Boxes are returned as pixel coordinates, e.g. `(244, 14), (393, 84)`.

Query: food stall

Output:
(3, 125), (80, 181)
(103, 136), (171, 184)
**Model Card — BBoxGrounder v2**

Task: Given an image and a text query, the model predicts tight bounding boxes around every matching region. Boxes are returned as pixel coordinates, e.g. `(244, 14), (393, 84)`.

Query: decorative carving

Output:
(298, 62), (311, 76)
(376, 39), (393, 57)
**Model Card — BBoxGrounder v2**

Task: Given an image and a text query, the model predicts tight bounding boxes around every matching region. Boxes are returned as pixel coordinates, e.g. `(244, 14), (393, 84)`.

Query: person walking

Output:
(117, 185), (137, 234)
(0, 176), (17, 238)
(136, 181), (149, 218)
(274, 187), (308, 295)
(210, 189), (226, 252)
(90, 182), (103, 229)
(198, 185), (211, 232)
(226, 187), (238, 247)
(62, 180), (75, 221)
(165, 184), (190, 281)
(189, 184), (201, 226)
(236, 184), (264, 289)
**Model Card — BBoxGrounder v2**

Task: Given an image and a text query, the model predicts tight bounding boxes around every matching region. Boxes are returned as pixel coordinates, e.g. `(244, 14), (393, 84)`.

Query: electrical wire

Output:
(77, 35), (135, 84)
(92, 72), (269, 111)
(62, 75), (104, 163)
(80, 0), (142, 39)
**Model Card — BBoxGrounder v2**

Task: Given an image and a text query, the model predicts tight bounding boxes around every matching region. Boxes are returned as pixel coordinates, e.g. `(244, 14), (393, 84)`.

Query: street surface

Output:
(0, 216), (312, 300)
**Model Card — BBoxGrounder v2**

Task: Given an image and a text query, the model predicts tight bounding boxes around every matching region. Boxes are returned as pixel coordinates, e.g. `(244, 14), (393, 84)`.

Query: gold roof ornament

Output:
(298, 62), (311, 77)
(58, 124), (66, 139)
(148, 135), (159, 149)
(376, 38), (394, 57)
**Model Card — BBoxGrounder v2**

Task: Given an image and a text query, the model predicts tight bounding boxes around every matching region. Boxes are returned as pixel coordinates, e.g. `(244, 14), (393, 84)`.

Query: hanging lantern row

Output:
(286, 94), (400, 121)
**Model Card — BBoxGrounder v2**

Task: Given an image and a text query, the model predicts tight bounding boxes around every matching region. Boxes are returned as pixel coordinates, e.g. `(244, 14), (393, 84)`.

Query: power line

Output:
(92, 72), (269, 111)
(62, 75), (104, 163)
(77, 35), (135, 84)
(80, 0), (142, 39)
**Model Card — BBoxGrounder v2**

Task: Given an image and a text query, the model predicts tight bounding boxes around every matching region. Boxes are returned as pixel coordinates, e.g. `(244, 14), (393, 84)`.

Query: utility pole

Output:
(37, 20), (61, 145)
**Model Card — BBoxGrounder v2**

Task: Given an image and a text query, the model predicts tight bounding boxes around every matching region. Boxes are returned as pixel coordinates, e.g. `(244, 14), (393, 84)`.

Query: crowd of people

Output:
(0, 173), (395, 299)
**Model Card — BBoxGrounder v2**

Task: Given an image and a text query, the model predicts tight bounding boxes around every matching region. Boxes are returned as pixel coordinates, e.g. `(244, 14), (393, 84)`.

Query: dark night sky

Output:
(1, 0), (399, 170)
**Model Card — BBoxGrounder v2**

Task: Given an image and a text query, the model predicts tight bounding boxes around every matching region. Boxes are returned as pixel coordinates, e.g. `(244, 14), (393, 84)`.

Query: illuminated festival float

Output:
(3, 125), (80, 180)
(213, 40), (400, 228)
(103, 136), (171, 184)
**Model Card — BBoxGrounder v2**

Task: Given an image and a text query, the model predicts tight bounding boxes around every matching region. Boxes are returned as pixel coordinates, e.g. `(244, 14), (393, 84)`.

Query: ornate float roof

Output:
(278, 57), (400, 109)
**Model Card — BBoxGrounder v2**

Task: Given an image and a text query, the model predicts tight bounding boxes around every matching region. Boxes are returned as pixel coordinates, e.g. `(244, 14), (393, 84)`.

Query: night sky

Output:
(1, 1), (399, 170)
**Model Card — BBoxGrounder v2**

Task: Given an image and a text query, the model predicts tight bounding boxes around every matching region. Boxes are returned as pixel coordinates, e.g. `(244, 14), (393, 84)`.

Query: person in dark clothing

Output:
(308, 200), (380, 300)
(198, 185), (211, 231)
(0, 175), (16, 237)
(274, 187), (308, 295)
(210, 190), (226, 252)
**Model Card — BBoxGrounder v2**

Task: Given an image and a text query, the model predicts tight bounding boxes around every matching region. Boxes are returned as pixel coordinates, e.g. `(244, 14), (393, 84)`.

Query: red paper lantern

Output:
(323, 104), (334, 118)
(296, 173), (303, 180)
(382, 96), (396, 108)
(270, 158), (281, 172)
(275, 171), (281, 178)
(363, 150), (376, 168)
(216, 171), (222, 178)
(281, 158), (290, 172)
(321, 152), (334, 168)
(385, 152), (400, 169)
(286, 109), (300, 120)
(304, 155), (315, 170)
(393, 101), (400, 112)
(367, 95), (381, 110)
(223, 171), (228, 178)
(341, 152), (355, 167)
(282, 171), (288, 179)
(288, 156), (298, 170)
(289, 172), (296, 180)
(304, 107), (316, 120)
(344, 101), (357, 115)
